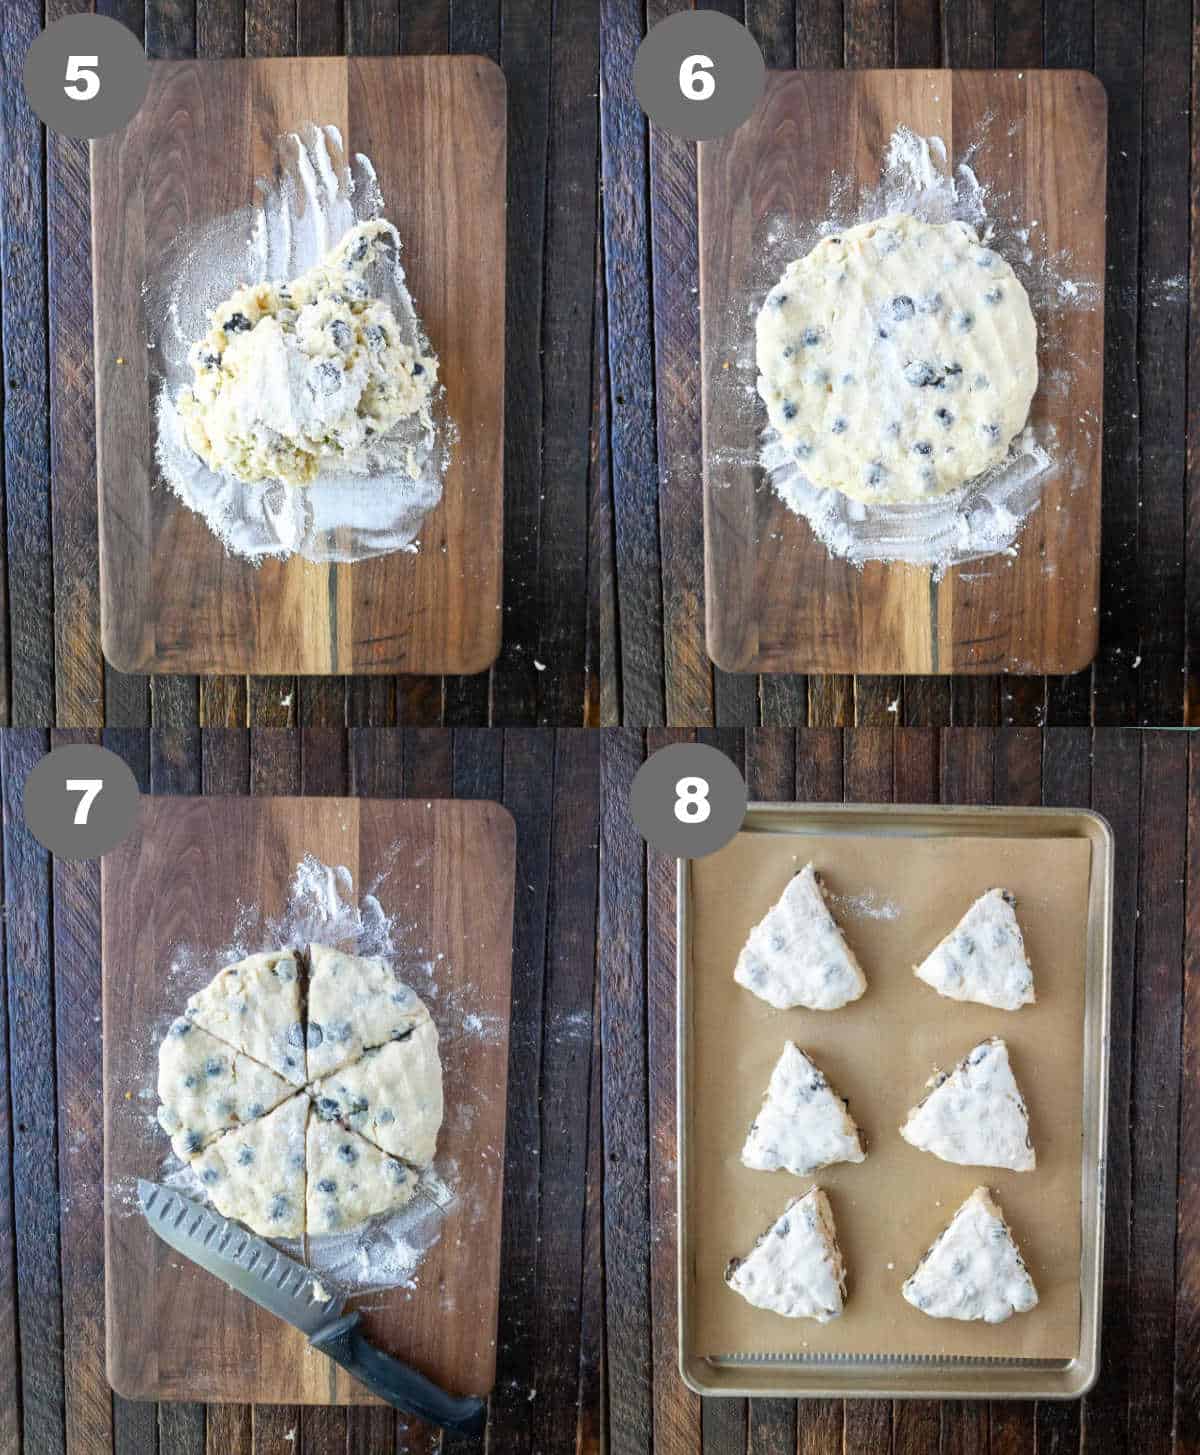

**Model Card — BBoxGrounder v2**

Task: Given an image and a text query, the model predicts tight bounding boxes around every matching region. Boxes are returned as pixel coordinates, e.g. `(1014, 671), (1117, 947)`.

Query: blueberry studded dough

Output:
(178, 219), (438, 486)
(185, 950), (307, 1086)
(756, 214), (1038, 504)
(900, 1036), (1036, 1172)
(914, 888), (1035, 1011)
(733, 863), (868, 1011)
(156, 1016), (294, 1163)
(306, 944), (432, 1080)
(306, 1113), (417, 1236)
(190, 1093), (309, 1240)
(311, 1017), (443, 1168)
(726, 1187), (847, 1322)
(741, 1042), (866, 1178)
(903, 1186), (1039, 1323)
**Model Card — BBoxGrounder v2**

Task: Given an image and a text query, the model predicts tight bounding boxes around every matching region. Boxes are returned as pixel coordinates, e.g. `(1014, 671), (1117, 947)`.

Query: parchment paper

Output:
(685, 830), (1092, 1361)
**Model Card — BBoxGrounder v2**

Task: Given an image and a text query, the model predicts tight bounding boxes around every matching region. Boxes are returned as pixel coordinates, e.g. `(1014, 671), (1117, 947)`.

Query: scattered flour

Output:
(149, 123), (453, 565)
(830, 889), (902, 922)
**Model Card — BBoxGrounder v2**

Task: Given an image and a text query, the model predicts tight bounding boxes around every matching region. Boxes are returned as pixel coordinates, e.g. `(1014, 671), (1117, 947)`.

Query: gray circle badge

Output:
(23, 744), (141, 860)
(23, 15), (149, 141)
(630, 743), (748, 859)
(633, 11), (766, 142)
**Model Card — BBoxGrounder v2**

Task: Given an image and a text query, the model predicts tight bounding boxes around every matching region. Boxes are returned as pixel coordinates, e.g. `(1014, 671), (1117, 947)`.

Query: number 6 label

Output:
(679, 55), (715, 102)
(633, 12), (764, 142)
(23, 745), (140, 860)
(630, 744), (747, 859)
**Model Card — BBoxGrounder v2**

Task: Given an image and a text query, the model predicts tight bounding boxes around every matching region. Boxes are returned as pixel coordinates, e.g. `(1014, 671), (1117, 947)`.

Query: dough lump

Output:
(756, 215), (1038, 504)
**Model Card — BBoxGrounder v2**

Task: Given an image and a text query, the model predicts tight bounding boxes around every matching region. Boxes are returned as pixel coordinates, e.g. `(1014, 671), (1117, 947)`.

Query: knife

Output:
(137, 1180), (487, 1437)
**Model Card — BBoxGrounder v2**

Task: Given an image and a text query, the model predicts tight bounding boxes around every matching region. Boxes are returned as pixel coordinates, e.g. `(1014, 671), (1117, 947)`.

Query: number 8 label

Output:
(674, 776), (712, 824)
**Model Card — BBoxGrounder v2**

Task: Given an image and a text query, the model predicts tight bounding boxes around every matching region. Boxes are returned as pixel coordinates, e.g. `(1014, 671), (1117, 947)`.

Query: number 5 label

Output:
(22, 15), (147, 140)
(64, 55), (100, 100)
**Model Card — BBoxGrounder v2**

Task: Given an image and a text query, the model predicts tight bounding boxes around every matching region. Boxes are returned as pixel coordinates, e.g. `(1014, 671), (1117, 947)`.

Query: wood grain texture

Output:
(102, 794), (516, 1403)
(92, 56), (506, 678)
(700, 68), (1107, 679)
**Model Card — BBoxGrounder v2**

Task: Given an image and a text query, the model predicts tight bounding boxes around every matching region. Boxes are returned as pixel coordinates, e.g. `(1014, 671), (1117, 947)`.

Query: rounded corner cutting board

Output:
(91, 57), (506, 677)
(700, 69), (1106, 677)
(101, 796), (516, 1405)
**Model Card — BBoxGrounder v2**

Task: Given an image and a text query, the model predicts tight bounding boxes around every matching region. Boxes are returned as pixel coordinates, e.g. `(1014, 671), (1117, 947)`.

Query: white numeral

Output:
(679, 53), (715, 101)
(674, 775), (711, 824)
(66, 778), (103, 825)
(64, 55), (100, 101)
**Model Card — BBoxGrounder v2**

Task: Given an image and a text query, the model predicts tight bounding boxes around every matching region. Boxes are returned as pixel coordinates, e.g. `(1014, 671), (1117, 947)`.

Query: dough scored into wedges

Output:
(742, 1042), (865, 1177)
(306, 944), (431, 1080)
(734, 864), (867, 1011)
(185, 950), (306, 1086)
(903, 1186), (1039, 1323)
(312, 1017), (443, 1168)
(726, 1187), (846, 1322)
(156, 1016), (294, 1162)
(915, 888), (1035, 1011)
(191, 1094), (308, 1239)
(900, 1037), (1035, 1171)
(306, 1115), (418, 1236)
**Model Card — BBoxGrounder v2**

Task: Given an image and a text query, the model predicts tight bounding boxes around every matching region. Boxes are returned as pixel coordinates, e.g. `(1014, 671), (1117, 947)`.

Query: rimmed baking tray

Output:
(676, 803), (1113, 1400)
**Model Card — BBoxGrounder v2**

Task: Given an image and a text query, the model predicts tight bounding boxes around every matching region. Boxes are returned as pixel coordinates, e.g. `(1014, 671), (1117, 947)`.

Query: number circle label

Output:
(23, 744), (141, 860)
(630, 743), (747, 859)
(23, 15), (148, 140)
(633, 11), (765, 142)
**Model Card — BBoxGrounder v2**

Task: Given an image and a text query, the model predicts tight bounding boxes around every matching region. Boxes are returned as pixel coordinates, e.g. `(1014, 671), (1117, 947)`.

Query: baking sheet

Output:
(684, 830), (1091, 1362)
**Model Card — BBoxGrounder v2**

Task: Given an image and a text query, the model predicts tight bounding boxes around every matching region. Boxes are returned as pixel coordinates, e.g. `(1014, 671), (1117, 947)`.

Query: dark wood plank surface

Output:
(0, 726), (600, 1452)
(599, 725), (1198, 1454)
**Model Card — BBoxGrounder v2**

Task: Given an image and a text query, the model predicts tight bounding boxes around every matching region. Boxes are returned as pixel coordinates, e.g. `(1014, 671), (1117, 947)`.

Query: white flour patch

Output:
(149, 123), (453, 565)
(830, 889), (902, 922)
(726, 120), (1101, 574)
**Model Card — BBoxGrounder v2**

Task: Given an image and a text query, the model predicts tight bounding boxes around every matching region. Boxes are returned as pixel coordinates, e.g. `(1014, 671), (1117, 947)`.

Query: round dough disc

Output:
(755, 214), (1038, 504)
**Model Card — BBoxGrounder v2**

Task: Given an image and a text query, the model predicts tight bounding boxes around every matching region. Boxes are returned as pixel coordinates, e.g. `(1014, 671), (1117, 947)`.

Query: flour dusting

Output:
(149, 123), (453, 565)
(725, 118), (1101, 574)
(830, 889), (902, 922)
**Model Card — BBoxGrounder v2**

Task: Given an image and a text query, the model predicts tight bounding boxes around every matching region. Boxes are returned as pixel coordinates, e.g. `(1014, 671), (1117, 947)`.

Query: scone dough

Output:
(312, 1018), (443, 1168)
(914, 888), (1035, 1011)
(900, 1037), (1035, 1171)
(756, 215), (1038, 503)
(191, 1094), (309, 1240)
(741, 1042), (865, 1177)
(903, 1186), (1039, 1323)
(306, 1116), (417, 1236)
(185, 950), (307, 1086)
(179, 220), (437, 485)
(734, 864), (868, 1011)
(156, 1016), (294, 1161)
(306, 944), (431, 1080)
(726, 1188), (847, 1322)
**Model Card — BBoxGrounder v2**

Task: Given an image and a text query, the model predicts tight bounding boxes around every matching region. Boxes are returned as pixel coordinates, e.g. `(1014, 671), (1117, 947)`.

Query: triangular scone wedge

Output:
(306, 1113), (418, 1236)
(305, 944), (431, 1080)
(742, 1042), (865, 1176)
(915, 889), (1035, 1011)
(903, 1186), (1038, 1322)
(312, 1018), (443, 1168)
(900, 1037), (1035, 1171)
(733, 865), (867, 1010)
(185, 950), (306, 1086)
(726, 1188), (846, 1322)
(156, 1016), (294, 1162)
(191, 1094), (308, 1239)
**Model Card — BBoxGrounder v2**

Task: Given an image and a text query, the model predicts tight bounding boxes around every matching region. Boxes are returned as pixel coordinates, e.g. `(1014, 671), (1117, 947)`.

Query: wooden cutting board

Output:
(92, 58), (506, 676)
(102, 796), (515, 1404)
(700, 70), (1106, 676)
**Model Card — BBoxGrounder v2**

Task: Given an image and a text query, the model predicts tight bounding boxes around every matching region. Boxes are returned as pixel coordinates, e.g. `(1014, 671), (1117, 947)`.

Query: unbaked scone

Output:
(191, 1093), (309, 1239)
(306, 1114), (418, 1236)
(726, 1188), (846, 1322)
(914, 888), (1035, 1011)
(756, 215), (1038, 503)
(179, 220), (437, 486)
(305, 944), (431, 1080)
(741, 1042), (865, 1177)
(156, 1016), (294, 1161)
(900, 1037), (1035, 1171)
(312, 1017), (443, 1168)
(185, 950), (307, 1086)
(903, 1186), (1039, 1323)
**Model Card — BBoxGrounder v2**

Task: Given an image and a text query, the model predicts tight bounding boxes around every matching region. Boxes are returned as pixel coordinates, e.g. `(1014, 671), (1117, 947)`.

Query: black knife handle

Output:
(309, 1313), (487, 1437)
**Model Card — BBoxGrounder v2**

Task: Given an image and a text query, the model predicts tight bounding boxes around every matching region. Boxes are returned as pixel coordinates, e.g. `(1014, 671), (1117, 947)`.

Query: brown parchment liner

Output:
(685, 830), (1091, 1361)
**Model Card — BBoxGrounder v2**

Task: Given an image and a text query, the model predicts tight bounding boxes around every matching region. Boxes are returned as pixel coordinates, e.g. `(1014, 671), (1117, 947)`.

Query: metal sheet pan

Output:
(676, 803), (1113, 1400)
